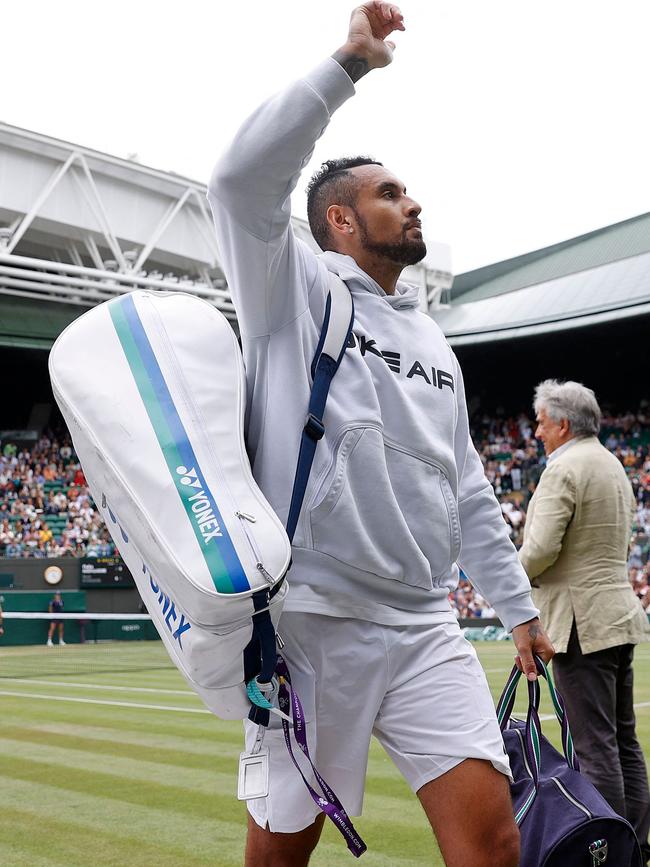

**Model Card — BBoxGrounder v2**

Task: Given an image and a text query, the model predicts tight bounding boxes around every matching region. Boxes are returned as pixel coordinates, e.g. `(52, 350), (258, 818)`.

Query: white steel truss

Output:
(0, 133), (236, 315)
(2, 146), (221, 271)
(0, 253), (235, 318)
(0, 123), (449, 319)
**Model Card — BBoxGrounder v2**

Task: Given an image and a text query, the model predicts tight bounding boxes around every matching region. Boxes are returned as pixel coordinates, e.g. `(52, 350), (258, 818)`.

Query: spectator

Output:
(3, 442), (17, 459)
(44, 493), (59, 515)
(519, 380), (650, 861)
(5, 540), (22, 557)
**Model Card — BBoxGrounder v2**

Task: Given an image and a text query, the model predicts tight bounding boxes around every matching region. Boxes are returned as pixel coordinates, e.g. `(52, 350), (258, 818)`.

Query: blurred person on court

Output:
(520, 379), (650, 861)
(209, 4), (553, 865)
(46, 591), (65, 647)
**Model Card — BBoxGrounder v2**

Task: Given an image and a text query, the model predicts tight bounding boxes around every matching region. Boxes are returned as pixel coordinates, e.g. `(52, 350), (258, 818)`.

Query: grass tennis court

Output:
(2, 641), (649, 866)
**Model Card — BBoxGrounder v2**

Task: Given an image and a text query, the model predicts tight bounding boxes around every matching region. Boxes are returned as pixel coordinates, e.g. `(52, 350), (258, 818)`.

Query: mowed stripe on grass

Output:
(1, 642), (649, 866)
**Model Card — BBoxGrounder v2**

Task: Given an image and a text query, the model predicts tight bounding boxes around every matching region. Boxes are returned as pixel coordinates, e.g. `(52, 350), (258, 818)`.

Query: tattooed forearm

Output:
(332, 49), (370, 83)
(528, 623), (541, 641)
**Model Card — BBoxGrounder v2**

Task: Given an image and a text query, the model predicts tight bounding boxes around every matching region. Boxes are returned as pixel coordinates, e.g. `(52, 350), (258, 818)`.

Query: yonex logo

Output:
(100, 494), (191, 647)
(147, 570), (192, 649)
(177, 465), (202, 489)
(175, 466), (223, 543)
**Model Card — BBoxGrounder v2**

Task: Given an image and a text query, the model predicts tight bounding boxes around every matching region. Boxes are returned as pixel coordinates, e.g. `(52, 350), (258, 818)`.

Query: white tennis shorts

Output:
(245, 612), (511, 833)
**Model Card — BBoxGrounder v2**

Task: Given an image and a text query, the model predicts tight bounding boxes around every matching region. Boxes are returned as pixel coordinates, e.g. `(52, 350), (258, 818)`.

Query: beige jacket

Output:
(519, 436), (650, 654)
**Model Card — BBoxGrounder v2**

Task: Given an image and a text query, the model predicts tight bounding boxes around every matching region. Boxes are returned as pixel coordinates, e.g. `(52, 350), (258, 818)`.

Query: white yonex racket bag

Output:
(50, 290), (292, 719)
(49, 285), (352, 722)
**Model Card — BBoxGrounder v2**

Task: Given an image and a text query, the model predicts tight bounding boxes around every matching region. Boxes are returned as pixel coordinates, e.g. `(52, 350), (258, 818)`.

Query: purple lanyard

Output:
(275, 655), (367, 858)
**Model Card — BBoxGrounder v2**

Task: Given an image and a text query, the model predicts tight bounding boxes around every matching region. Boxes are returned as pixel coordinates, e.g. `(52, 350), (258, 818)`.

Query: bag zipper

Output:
(236, 511), (274, 586)
(551, 777), (592, 818)
(144, 297), (279, 586)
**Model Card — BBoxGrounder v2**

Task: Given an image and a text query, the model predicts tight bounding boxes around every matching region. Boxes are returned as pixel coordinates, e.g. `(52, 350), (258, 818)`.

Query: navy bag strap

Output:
(245, 275), (366, 857)
(286, 273), (354, 542)
(246, 273), (354, 705)
(496, 655), (580, 825)
(496, 654), (579, 774)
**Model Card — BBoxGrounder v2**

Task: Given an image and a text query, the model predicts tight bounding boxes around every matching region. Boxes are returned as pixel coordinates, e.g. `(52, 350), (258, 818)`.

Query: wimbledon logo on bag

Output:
(176, 465), (223, 543)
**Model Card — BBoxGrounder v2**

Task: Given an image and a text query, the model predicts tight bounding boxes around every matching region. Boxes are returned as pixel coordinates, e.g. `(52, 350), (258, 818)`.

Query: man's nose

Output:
(405, 198), (421, 218)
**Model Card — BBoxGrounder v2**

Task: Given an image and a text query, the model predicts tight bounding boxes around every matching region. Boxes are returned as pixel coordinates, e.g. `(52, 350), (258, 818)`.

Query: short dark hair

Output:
(306, 156), (382, 250)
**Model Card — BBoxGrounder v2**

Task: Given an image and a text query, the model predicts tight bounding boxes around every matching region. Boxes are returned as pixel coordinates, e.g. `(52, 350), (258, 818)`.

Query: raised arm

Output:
(207, 3), (404, 337)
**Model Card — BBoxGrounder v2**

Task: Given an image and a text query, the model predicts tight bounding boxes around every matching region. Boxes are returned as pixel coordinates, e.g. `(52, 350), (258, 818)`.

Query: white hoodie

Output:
(208, 58), (538, 632)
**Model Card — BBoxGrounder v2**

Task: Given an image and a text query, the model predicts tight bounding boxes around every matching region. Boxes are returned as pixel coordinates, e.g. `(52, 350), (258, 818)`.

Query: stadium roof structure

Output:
(0, 122), (450, 349)
(432, 211), (650, 345)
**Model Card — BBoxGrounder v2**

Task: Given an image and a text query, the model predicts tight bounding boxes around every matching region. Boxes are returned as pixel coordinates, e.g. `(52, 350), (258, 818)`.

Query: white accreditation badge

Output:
(237, 747), (270, 800)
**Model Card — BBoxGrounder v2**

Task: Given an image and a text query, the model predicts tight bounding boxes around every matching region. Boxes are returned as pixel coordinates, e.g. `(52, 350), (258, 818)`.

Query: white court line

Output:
(4, 688), (649, 721)
(537, 702), (650, 722)
(5, 679), (193, 696)
(0, 690), (210, 714)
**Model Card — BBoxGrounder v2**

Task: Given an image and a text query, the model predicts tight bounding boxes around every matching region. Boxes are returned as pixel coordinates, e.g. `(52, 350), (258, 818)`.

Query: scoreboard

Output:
(80, 557), (135, 588)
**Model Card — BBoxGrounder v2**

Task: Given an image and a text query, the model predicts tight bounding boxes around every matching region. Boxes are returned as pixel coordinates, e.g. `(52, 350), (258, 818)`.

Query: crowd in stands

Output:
(1, 408), (649, 619)
(0, 433), (115, 559)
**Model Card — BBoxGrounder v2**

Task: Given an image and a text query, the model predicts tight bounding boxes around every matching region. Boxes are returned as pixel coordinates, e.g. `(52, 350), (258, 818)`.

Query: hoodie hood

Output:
(320, 251), (421, 311)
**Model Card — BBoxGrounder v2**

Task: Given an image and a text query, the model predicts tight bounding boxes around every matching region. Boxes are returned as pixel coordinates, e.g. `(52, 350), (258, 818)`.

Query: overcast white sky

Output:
(3, 0), (650, 273)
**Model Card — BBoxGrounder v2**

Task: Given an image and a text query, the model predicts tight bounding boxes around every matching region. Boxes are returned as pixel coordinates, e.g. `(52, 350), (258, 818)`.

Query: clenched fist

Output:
(334, 2), (405, 82)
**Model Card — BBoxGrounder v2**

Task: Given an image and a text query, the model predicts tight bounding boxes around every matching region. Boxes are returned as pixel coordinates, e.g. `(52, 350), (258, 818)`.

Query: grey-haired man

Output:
(520, 379), (650, 861)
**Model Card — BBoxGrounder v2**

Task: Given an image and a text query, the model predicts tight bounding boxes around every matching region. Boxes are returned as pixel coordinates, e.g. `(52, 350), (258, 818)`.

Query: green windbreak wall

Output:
(1, 590), (86, 612)
(0, 296), (87, 349)
(0, 591), (86, 645)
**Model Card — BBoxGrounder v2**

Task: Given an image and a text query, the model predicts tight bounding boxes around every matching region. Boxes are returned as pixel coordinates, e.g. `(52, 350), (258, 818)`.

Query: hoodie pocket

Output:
(308, 426), (461, 591)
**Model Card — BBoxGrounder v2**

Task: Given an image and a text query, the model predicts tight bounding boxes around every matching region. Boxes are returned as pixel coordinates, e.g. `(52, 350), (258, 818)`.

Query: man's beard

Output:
(356, 213), (427, 266)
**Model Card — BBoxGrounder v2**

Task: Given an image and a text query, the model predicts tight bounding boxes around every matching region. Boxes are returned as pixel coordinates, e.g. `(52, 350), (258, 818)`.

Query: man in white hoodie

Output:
(209, 4), (554, 865)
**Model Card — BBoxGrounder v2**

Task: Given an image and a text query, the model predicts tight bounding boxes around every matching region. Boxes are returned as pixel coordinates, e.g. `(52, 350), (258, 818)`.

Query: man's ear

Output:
(560, 417), (571, 438)
(326, 204), (356, 239)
